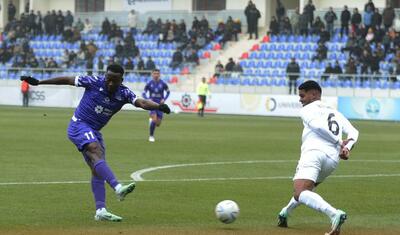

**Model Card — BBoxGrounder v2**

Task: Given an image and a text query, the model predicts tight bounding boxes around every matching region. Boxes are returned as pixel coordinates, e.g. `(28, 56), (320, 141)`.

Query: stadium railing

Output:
(75, 10), (246, 30)
(2, 67), (400, 97)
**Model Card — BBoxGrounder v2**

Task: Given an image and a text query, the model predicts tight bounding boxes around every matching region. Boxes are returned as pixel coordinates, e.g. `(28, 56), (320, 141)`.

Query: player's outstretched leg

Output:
(278, 197), (301, 228)
(94, 208), (122, 222)
(115, 182), (136, 201)
(325, 210), (347, 235)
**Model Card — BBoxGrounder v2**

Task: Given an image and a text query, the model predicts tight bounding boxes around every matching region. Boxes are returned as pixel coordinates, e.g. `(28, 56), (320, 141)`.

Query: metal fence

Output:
(75, 9), (246, 29)
(2, 67), (400, 97)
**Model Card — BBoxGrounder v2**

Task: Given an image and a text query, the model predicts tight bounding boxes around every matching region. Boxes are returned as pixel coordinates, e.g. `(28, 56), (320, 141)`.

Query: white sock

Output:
(283, 197), (301, 215)
(96, 208), (106, 213)
(298, 190), (337, 219)
(114, 183), (122, 193)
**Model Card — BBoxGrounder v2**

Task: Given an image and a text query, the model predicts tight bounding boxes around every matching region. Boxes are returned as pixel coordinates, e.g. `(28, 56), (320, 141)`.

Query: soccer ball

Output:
(215, 200), (240, 224)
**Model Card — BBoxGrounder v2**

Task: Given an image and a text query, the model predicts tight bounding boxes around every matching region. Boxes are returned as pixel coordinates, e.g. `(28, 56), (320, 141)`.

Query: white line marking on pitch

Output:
(130, 159), (400, 182)
(1, 160), (399, 186)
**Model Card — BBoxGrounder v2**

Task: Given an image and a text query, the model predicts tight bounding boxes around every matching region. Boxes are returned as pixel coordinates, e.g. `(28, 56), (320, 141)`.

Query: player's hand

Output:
(20, 76), (39, 85)
(158, 103), (171, 114)
(339, 147), (350, 160)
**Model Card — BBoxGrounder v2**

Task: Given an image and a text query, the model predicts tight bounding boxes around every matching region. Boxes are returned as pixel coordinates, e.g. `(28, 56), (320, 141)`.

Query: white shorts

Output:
(293, 150), (338, 183)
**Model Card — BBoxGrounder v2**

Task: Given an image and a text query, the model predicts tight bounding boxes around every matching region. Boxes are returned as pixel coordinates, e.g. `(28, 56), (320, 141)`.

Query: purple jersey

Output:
(143, 79), (170, 104)
(73, 74), (137, 130)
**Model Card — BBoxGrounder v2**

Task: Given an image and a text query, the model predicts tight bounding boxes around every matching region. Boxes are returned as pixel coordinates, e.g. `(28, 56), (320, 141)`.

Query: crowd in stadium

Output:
(0, 1), (243, 75)
(271, 0), (399, 82)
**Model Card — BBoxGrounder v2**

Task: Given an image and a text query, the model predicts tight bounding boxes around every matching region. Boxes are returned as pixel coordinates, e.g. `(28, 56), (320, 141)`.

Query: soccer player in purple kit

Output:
(20, 64), (171, 222)
(142, 69), (170, 142)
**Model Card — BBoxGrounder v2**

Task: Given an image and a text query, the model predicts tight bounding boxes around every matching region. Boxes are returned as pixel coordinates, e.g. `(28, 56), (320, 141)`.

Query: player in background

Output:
(277, 80), (359, 235)
(20, 64), (170, 222)
(196, 77), (210, 117)
(142, 69), (170, 142)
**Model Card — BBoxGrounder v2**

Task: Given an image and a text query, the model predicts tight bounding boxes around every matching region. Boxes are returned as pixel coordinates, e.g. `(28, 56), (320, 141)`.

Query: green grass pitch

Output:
(0, 106), (399, 235)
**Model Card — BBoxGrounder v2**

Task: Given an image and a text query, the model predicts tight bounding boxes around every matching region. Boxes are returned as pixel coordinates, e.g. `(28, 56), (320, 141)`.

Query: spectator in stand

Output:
(365, 28), (375, 43)
(8, 1), (16, 21)
(214, 60), (224, 78)
(276, 0), (286, 23)
(101, 17), (111, 35)
(143, 17), (156, 35)
(128, 10), (138, 35)
(382, 30), (394, 55)
(186, 48), (199, 66)
(200, 16), (209, 31)
(35, 11), (43, 35)
(303, 0), (316, 28)
(137, 57), (145, 75)
(245, 2), (261, 39)
(372, 8), (382, 30)
(322, 62), (334, 81)
(286, 57), (300, 95)
(281, 16), (292, 35)
(359, 50), (371, 83)
(64, 10), (74, 27)
(225, 58), (235, 73)
(351, 8), (362, 33)
(312, 42), (328, 62)
(370, 52), (380, 75)
(364, 0), (375, 12)
(244, 1), (253, 33)
(341, 33), (357, 56)
(115, 41), (124, 58)
(56, 10), (65, 35)
(125, 57), (134, 73)
(83, 18), (93, 34)
(86, 40), (98, 59)
(75, 18), (84, 32)
(312, 16), (325, 35)
(86, 58), (94, 75)
(233, 61), (243, 73)
(268, 16), (279, 35)
(332, 60), (343, 79)
(299, 13), (309, 36)
(363, 6), (373, 32)
(145, 57), (156, 74)
(383, 4), (395, 32)
(340, 5), (351, 37)
(318, 26), (330, 44)
(27, 10), (36, 34)
(344, 57), (357, 81)
(63, 26), (73, 42)
(192, 16), (200, 30)
(97, 56), (104, 73)
(291, 8), (300, 35)
(324, 7), (337, 37)
(170, 48), (183, 70)
(388, 58), (400, 82)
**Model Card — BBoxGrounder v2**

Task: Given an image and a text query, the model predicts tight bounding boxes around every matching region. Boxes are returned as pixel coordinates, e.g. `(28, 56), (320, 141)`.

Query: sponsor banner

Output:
(338, 97), (400, 121)
(169, 92), (337, 117)
(122, 0), (172, 13)
(0, 85), (339, 118)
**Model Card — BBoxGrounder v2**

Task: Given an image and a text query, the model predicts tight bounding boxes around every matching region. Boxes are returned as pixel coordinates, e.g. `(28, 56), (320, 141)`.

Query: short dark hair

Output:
(152, 68), (160, 72)
(298, 80), (322, 94)
(106, 64), (124, 75)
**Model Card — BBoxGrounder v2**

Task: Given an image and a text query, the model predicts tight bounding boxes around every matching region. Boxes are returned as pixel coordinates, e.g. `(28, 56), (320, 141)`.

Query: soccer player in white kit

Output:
(277, 80), (359, 235)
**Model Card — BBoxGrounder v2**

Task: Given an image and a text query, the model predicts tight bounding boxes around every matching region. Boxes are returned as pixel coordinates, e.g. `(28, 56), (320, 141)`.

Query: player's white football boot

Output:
(325, 209), (347, 235)
(116, 182), (136, 201)
(94, 208), (122, 222)
(149, 136), (155, 142)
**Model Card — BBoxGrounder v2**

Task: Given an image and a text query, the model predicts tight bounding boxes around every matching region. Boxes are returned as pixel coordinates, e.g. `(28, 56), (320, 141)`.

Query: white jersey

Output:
(300, 100), (359, 162)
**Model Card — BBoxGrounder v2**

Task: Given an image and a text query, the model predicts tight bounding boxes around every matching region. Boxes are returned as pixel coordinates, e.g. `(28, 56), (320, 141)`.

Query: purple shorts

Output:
(67, 119), (104, 152)
(149, 110), (164, 119)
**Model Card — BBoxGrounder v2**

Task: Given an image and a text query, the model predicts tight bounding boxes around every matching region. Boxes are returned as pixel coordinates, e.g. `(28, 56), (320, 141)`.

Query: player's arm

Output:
(21, 76), (75, 86)
(338, 113), (359, 159)
(142, 83), (149, 99)
(301, 109), (342, 145)
(134, 98), (170, 114)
